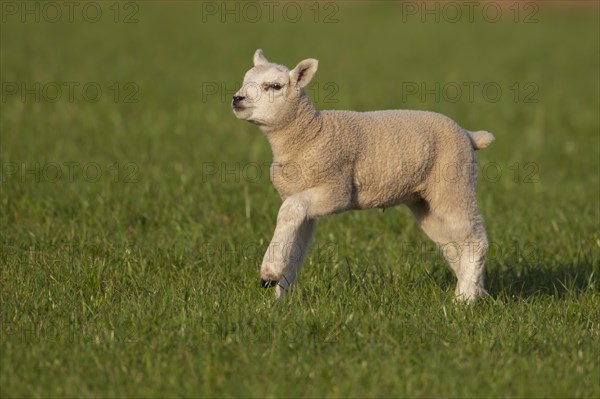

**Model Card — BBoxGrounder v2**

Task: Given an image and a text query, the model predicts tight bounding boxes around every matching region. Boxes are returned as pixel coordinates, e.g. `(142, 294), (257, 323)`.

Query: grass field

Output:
(1, 1), (599, 397)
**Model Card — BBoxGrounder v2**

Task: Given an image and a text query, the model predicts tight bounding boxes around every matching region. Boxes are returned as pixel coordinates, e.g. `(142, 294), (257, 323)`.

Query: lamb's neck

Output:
(265, 97), (323, 162)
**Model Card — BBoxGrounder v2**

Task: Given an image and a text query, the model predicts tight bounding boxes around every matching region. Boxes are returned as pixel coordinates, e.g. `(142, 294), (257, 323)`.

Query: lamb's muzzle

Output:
(232, 49), (495, 302)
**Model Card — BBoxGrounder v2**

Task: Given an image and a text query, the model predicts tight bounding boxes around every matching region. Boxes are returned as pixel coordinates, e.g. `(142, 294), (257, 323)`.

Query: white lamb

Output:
(232, 49), (495, 301)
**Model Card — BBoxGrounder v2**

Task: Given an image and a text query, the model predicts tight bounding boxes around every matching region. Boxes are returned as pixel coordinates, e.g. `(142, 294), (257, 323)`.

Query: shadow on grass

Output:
(312, 242), (598, 301)
(486, 261), (598, 299)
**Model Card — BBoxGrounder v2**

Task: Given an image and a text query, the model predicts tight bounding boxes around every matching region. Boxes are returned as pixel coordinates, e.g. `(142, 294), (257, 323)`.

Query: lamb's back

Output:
(319, 109), (471, 209)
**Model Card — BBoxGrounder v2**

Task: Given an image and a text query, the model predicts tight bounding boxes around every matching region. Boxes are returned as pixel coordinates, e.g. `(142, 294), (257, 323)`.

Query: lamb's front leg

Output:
(260, 197), (316, 298)
(260, 186), (351, 297)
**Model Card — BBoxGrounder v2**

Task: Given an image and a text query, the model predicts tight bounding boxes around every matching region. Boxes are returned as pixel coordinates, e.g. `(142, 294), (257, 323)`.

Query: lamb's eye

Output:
(271, 83), (283, 91)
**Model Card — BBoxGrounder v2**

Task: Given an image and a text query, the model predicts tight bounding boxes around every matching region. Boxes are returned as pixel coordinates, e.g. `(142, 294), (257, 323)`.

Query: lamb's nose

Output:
(260, 278), (278, 288)
(232, 95), (245, 105)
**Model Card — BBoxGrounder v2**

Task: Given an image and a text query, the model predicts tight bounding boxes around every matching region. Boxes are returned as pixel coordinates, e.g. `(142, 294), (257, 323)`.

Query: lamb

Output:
(231, 49), (495, 301)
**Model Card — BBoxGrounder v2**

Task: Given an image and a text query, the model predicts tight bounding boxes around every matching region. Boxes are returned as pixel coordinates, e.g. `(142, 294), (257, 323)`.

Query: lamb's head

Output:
(232, 49), (318, 130)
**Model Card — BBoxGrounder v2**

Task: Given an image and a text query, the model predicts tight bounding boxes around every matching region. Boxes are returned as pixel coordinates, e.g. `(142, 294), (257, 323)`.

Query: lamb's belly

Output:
(354, 180), (415, 209)
(353, 162), (426, 209)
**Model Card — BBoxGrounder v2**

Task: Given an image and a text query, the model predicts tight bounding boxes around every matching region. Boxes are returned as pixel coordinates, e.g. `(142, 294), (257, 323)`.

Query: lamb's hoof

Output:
(260, 278), (278, 288)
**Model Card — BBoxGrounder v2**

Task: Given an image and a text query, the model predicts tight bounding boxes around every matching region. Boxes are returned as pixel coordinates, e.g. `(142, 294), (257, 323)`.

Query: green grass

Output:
(1, 1), (599, 397)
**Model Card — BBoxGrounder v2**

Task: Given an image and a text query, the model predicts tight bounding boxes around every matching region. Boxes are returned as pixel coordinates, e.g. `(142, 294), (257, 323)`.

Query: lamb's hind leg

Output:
(409, 200), (488, 301)
(453, 211), (488, 300)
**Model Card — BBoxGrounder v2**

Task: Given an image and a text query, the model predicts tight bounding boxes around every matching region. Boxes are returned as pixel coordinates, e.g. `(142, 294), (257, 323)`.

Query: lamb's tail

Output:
(467, 130), (495, 150)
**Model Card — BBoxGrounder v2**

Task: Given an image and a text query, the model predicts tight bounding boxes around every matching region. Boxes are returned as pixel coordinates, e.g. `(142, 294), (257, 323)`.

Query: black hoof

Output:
(260, 278), (278, 288)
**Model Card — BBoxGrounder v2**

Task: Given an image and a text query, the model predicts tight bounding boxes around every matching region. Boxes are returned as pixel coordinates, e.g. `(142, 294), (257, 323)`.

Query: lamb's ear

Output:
(253, 49), (269, 66)
(289, 58), (319, 88)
